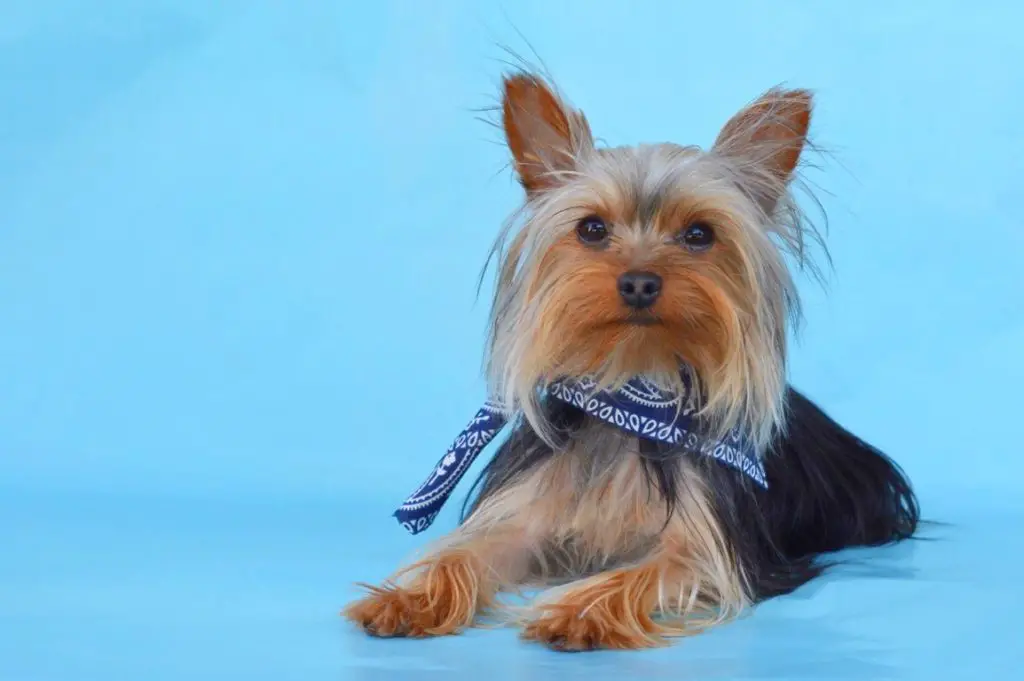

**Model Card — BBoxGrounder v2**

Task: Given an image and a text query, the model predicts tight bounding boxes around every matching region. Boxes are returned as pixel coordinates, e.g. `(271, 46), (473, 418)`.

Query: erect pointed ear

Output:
(712, 87), (813, 212)
(502, 73), (593, 194)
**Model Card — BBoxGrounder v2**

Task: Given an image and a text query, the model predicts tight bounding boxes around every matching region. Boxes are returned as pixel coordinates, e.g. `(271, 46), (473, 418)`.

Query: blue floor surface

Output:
(3, 488), (1022, 680)
(2, 1), (1023, 680)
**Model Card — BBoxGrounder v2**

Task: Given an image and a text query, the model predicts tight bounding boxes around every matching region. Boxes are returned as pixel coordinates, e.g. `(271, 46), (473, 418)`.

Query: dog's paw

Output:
(521, 601), (664, 652)
(344, 584), (430, 638)
(521, 568), (669, 652)
(344, 581), (444, 634)
(343, 556), (486, 638)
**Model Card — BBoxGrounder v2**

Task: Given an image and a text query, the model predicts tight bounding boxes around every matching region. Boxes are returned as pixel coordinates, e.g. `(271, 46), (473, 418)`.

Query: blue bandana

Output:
(394, 375), (768, 535)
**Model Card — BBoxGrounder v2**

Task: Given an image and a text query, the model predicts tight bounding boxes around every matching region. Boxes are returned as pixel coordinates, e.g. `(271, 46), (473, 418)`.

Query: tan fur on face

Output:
(487, 73), (822, 452)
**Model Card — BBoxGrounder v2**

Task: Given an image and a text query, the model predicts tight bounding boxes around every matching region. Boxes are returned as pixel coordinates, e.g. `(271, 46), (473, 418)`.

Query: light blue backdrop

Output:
(2, 2), (1021, 680)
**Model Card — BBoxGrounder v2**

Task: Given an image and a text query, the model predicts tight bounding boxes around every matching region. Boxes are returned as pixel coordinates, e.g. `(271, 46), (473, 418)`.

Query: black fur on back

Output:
(460, 386), (920, 602)
(695, 386), (920, 600)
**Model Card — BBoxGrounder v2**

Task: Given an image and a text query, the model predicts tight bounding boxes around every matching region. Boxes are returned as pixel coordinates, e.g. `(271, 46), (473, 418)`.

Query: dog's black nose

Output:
(617, 271), (662, 309)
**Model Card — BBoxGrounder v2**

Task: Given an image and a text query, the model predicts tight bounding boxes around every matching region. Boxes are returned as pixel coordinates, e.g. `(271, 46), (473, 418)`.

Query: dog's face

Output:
(486, 74), (819, 450)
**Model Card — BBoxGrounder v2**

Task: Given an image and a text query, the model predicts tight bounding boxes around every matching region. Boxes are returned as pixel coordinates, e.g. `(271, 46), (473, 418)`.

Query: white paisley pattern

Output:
(547, 378), (768, 489)
(393, 400), (508, 535)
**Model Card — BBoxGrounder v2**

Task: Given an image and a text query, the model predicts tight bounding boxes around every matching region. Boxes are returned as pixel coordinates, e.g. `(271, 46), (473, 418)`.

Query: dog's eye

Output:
(576, 215), (609, 244)
(679, 222), (715, 252)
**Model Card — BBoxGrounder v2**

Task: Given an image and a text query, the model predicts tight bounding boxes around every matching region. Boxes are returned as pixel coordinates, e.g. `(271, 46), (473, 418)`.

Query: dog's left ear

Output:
(502, 73), (594, 195)
(712, 88), (813, 213)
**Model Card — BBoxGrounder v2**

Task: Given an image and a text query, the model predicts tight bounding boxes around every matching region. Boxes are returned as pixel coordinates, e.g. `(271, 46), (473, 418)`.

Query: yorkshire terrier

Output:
(343, 71), (919, 651)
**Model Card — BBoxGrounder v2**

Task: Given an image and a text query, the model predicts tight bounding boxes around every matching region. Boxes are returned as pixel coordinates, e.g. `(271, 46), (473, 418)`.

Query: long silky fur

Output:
(462, 385), (920, 603)
(345, 71), (920, 648)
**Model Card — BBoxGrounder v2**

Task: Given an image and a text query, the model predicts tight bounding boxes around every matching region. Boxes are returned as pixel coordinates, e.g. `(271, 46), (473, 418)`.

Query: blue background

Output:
(2, 1), (1022, 679)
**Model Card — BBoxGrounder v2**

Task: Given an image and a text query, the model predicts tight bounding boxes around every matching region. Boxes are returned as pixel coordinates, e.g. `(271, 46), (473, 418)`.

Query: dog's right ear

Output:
(502, 74), (593, 195)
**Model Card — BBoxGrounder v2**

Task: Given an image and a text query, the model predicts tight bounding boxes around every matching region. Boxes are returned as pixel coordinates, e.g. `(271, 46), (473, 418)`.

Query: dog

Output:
(343, 71), (919, 651)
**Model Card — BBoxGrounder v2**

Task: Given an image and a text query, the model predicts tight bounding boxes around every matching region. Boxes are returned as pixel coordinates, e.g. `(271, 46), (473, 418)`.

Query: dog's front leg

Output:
(521, 495), (750, 652)
(520, 561), (670, 651)
(343, 544), (494, 638)
(344, 484), (537, 638)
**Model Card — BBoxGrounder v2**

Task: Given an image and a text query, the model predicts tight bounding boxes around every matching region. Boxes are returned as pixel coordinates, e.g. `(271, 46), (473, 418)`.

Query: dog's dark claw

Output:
(546, 634), (597, 652)
(363, 621), (409, 639)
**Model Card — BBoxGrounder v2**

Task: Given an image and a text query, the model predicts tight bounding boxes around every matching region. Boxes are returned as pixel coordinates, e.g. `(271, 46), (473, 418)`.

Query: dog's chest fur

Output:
(514, 420), (685, 576)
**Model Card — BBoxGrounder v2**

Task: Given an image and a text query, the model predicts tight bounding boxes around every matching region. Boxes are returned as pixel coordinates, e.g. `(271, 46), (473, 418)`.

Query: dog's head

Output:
(485, 73), (822, 450)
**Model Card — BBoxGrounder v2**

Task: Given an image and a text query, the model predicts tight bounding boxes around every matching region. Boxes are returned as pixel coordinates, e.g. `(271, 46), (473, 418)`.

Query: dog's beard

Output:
(487, 247), (789, 453)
